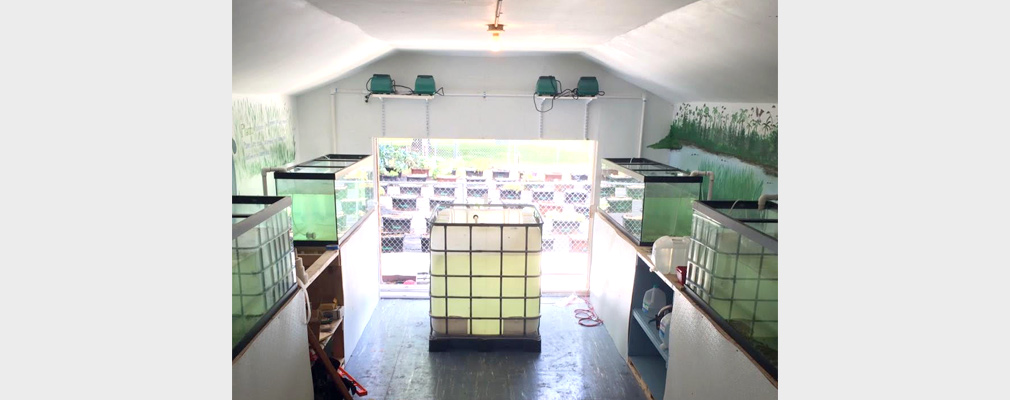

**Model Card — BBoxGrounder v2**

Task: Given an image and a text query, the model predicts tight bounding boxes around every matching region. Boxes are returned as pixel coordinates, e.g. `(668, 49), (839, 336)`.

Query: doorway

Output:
(375, 138), (597, 296)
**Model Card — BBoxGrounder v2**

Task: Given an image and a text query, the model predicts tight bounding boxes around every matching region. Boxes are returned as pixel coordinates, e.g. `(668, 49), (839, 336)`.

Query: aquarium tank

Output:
(598, 158), (703, 246)
(683, 200), (778, 379)
(233, 196), (297, 354)
(273, 154), (375, 245)
(428, 204), (543, 351)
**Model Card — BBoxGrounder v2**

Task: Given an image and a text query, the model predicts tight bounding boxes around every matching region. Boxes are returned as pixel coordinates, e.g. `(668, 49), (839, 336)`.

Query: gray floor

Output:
(344, 298), (647, 400)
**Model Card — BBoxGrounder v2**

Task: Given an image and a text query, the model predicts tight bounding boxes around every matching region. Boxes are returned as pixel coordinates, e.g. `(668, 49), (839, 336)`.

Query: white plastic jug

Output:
(642, 285), (667, 316)
(659, 313), (672, 350)
(651, 236), (690, 274)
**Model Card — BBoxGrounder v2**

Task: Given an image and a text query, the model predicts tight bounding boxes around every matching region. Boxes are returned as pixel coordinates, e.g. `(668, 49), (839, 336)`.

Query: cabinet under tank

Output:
(273, 154), (375, 245)
(428, 204), (543, 351)
(598, 158), (703, 246)
(232, 196), (296, 350)
(683, 200), (778, 378)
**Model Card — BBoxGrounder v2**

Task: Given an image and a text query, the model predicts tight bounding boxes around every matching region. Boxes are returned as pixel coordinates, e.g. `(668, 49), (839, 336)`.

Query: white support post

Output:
(380, 97), (386, 137)
(538, 98), (546, 138)
(637, 95), (647, 157)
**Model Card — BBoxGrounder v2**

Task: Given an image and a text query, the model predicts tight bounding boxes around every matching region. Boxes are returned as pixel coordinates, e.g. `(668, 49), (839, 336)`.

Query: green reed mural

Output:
(698, 160), (765, 200)
(232, 96), (295, 195)
(650, 103), (777, 174)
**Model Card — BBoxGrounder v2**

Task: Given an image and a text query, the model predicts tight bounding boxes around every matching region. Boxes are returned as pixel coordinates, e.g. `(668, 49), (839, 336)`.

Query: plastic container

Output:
(429, 204), (543, 339)
(651, 236), (690, 274)
(642, 285), (667, 317)
(659, 313), (672, 350)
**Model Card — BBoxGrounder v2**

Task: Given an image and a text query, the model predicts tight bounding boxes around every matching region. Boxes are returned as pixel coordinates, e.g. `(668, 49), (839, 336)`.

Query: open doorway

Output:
(375, 138), (597, 297)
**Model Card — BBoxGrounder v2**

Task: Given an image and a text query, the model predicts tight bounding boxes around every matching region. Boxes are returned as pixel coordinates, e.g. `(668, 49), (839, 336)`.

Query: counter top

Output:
(595, 208), (778, 387)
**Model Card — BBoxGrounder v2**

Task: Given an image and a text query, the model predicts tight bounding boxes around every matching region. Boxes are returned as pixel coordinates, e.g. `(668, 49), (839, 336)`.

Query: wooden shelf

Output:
(631, 308), (669, 364)
(304, 249), (339, 286)
(319, 317), (344, 348)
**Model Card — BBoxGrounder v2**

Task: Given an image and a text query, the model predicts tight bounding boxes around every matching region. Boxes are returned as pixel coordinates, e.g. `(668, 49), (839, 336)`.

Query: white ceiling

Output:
(305, 0), (695, 51)
(233, 0), (777, 103)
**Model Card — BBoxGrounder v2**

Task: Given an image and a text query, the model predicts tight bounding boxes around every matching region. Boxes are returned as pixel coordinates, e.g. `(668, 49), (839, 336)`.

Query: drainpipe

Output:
(262, 163), (296, 195)
(691, 170), (715, 200)
(637, 94), (646, 157)
(758, 194), (778, 210)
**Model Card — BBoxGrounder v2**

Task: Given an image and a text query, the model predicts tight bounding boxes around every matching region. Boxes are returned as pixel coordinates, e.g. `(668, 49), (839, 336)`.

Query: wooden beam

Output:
(304, 250), (340, 287)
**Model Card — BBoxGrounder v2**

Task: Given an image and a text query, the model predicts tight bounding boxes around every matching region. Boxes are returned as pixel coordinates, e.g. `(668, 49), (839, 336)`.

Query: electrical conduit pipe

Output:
(690, 171), (715, 200)
(261, 163), (296, 196)
(758, 194), (778, 210)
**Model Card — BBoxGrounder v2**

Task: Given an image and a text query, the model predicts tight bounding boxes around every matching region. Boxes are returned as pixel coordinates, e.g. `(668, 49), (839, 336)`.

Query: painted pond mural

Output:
(232, 95), (296, 195)
(649, 102), (777, 200)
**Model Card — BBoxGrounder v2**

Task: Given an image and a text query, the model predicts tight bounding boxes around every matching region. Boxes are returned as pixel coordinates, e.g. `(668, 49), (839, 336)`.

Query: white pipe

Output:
(691, 170), (715, 200)
(584, 98), (595, 140)
(329, 91), (338, 153)
(758, 194), (778, 210)
(261, 164), (296, 195)
(637, 95), (646, 157)
(332, 88), (641, 99)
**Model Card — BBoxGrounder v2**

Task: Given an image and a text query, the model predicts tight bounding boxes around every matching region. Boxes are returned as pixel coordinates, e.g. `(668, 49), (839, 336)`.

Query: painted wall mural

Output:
(649, 102), (778, 200)
(232, 95), (296, 195)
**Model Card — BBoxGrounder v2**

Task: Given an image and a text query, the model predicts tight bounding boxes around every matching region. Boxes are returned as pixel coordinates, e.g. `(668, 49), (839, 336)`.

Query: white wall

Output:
(293, 51), (673, 160)
(666, 289), (777, 400)
(233, 290), (313, 400)
(339, 211), (381, 359)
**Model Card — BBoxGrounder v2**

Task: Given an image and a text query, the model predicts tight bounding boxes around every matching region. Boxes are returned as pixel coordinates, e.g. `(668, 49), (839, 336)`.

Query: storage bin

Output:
(233, 196), (296, 349)
(684, 200), (778, 375)
(428, 204), (543, 342)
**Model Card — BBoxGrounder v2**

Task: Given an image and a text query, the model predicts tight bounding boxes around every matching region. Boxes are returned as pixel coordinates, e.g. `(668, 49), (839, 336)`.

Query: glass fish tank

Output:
(683, 200), (778, 379)
(233, 196), (296, 352)
(598, 158), (703, 246)
(428, 204), (543, 350)
(273, 154), (376, 245)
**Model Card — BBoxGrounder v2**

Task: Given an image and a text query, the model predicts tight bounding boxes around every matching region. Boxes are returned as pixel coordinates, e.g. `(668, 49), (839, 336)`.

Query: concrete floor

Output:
(343, 298), (647, 400)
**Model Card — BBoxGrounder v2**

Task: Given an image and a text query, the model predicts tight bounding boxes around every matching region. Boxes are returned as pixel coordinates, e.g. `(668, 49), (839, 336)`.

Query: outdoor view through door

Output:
(376, 139), (596, 295)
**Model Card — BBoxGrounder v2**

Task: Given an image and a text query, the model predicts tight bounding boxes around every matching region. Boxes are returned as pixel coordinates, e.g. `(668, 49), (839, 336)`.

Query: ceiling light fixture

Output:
(487, 0), (504, 52)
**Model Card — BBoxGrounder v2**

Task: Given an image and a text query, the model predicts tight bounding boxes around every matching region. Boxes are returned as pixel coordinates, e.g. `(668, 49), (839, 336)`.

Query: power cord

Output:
(573, 296), (602, 327)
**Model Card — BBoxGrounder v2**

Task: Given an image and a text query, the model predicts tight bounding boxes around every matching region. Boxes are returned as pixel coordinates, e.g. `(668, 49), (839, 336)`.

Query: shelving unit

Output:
(631, 308), (668, 364)
(629, 356), (667, 400)
(599, 208), (778, 388)
(298, 247), (346, 361)
(627, 257), (674, 400)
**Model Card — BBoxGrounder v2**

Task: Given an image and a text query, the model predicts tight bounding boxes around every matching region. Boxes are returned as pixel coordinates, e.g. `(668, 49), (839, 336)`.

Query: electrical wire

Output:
(393, 84), (415, 95)
(573, 296), (602, 327)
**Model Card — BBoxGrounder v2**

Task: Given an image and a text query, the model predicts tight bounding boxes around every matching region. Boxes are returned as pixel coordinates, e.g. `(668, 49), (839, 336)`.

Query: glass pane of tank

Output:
(684, 200), (778, 371)
(598, 158), (702, 246)
(232, 196), (295, 349)
(273, 155), (376, 243)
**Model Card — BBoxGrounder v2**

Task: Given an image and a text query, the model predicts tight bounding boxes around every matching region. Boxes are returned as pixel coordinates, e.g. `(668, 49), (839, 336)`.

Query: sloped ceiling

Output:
(233, 0), (777, 103)
(586, 0), (777, 103)
(232, 0), (392, 94)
